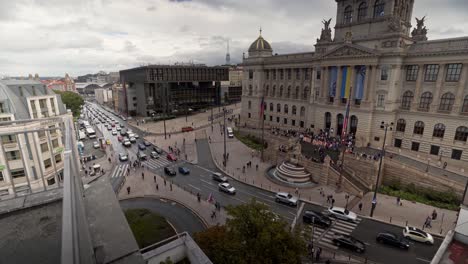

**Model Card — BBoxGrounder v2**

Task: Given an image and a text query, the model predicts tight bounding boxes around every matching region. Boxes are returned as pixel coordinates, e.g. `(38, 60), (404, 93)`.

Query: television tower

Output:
(225, 39), (231, 65)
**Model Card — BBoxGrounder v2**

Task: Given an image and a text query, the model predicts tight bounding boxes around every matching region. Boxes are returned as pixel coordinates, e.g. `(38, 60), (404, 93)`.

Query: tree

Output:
(53, 90), (84, 117)
(194, 200), (306, 264)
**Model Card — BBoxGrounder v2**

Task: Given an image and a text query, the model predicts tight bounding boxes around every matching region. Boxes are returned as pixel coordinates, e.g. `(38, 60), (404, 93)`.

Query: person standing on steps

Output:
(126, 186), (131, 195)
(358, 202), (363, 211)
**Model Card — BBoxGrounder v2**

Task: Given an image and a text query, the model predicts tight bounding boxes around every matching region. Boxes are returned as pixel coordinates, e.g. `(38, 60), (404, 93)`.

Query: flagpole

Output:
(338, 86), (352, 190)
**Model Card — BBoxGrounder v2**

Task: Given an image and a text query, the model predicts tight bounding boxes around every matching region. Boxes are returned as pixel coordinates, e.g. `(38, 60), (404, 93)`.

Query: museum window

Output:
(279, 86), (283, 97)
(462, 95), (468, 113)
(377, 94), (385, 107)
(432, 123), (445, 138)
(451, 149), (463, 160)
(292, 120), (296, 126)
(300, 106), (306, 117)
(316, 69), (321, 80)
(248, 85), (253, 96)
(454, 126), (468, 142)
(394, 138), (402, 148)
(249, 70), (253, 79)
(374, 0), (385, 18)
(424, 64), (440, 82)
(287, 69), (291, 80)
(6, 150), (21, 161)
(279, 69), (284, 80)
(10, 169), (25, 179)
(411, 142), (420, 152)
(277, 104), (281, 113)
(276, 117), (280, 123)
(284, 118), (288, 125)
(344, 5), (353, 24)
(406, 65), (419, 81)
(358, 2), (368, 21)
(286, 86), (291, 98)
(269, 116), (272, 121)
(401, 91), (414, 110)
(439, 92), (455, 111)
(272, 86), (276, 97)
(272, 70), (277, 80)
(300, 121), (305, 128)
(248, 101), (251, 110)
(295, 69), (300, 80)
(248, 113), (251, 118)
(419, 92), (433, 111)
(396, 119), (406, 132)
(430, 145), (440, 156)
(413, 121), (425, 135)
(265, 70), (270, 80)
(303, 69), (310, 80)
(284, 104), (289, 114)
(269, 103), (273, 111)
(325, 112), (331, 129)
(380, 66), (388, 81)
(292, 105), (297, 115)
(303, 87), (309, 100)
(265, 85), (269, 96)
(446, 63), (462, 82)
(294, 86), (300, 99)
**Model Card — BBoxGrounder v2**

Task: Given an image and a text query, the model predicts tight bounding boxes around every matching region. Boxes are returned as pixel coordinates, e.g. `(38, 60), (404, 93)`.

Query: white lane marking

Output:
(416, 258), (431, 263)
(200, 179), (215, 186)
(188, 184), (201, 191)
(291, 202), (305, 229)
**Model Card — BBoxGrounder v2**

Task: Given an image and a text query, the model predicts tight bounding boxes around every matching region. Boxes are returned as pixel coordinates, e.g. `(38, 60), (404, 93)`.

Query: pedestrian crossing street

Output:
(142, 158), (175, 170)
(301, 210), (362, 250)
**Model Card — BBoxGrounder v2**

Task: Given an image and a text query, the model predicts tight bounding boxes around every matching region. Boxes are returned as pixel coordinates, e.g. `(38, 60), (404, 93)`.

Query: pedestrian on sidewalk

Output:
(424, 216), (432, 228)
(154, 175), (156, 182)
(256, 164), (258, 171)
(295, 187), (299, 195)
(315, 247), (322, 262)
(358, 202), (363, 211)
(432, 210), (438, 220)
(156, 184), (159, 191)
(164, 178), (166, 186)
(197, 192), (201, 202)
(242, 166), (245, 174)
(127, 186), (131, 195)
(326, 195), (331, 204)
(142, 172), (144, 180)
(108, 157), (111, 163)
(396, 196), (401, 206)
(211, 211), (217, 219)
(331, 198), (335, 207)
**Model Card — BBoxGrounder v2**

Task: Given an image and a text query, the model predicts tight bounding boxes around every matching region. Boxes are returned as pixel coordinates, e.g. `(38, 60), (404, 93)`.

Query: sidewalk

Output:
(128, 104), (241, 134)
(118, 165), (227, 227)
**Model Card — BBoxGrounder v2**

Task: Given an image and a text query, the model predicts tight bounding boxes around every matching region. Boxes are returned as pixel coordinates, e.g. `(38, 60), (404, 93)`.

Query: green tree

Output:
(194, 200), (306, 264)
(159, 257), (174, 264)
(53, 90), (84, 117)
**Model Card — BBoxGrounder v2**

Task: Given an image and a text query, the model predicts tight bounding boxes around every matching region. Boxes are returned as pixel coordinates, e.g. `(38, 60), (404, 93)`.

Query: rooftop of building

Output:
(120, 64), (229, 74)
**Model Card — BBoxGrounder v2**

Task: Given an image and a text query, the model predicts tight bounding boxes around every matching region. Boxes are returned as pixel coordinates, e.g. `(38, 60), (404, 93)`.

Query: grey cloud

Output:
(122, 41), (138, 53)
(147, 6), (157, 11)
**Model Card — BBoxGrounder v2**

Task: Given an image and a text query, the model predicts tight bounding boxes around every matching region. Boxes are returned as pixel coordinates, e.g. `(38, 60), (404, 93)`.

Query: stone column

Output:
(369, 65), (379, 108)
(411, 64), (425, 110)
(454, 63), (468, 112)
(321, 66), (329, 100)
(432, 64), (446, 113)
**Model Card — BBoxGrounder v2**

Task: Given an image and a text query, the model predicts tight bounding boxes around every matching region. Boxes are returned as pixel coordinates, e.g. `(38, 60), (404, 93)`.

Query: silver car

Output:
(218, 183), (236, 194)
(275, 192), (298, 206)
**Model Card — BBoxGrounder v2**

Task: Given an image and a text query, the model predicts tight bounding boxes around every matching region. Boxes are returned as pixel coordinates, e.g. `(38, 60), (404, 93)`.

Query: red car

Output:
(167, 153), (177, 161)
(117, 135), (123, 142)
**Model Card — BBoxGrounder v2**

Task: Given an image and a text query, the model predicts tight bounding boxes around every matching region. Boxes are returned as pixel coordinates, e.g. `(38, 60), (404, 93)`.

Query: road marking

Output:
(256, 191), (274, 198)
(200, 179), (215, 186)
(416, 258), (431, 263)
(291, 202), (305, 230)
(188, 184), (201, 191)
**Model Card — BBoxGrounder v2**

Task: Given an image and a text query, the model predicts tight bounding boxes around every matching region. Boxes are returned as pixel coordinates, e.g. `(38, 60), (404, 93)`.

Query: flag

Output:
(354, 66), (366, 100)
(342, 87), (352, 139)
(259, 96), (266, 118)
(207, 193), (214, 203)
(329, 67), (338, 97)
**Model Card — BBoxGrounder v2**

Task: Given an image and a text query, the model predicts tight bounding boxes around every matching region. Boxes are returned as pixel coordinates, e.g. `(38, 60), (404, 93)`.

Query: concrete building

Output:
(120, 65), (229, 117)
(241, 0), (468, 162)
(221, 66), (243, 103)
(0, 79), (68, 198)
(95, 88), (113, 105)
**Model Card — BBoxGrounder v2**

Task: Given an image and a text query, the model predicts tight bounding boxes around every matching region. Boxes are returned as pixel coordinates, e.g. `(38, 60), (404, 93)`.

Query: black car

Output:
(164, 167), (176, 176)
(302, 210), (332, 228)
(376, 232), (410, 250)
(137, 152), (147, 161)
(332, 234), (366, 253)
(153, 146), (163, 154)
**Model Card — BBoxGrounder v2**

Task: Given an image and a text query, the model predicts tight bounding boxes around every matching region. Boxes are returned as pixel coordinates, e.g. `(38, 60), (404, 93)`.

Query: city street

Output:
(85, 102), (443, 264)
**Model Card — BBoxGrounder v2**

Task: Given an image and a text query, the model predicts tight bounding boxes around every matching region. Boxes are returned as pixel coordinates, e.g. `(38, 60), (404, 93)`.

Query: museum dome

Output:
(248, 35), (272, 52)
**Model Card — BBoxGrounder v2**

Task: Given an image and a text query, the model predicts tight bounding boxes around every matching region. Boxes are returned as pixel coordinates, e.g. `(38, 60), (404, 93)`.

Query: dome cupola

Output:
(248, 29), (273, 58)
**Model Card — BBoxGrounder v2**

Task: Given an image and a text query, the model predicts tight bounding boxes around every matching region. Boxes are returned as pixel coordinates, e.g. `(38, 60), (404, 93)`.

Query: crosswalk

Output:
(110, 164), (129, 179)
(301, 210), (362, 250)
(142, 157), (174, 170)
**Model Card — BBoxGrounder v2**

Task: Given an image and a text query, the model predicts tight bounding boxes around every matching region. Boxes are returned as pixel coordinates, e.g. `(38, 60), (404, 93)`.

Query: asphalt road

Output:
(85, 102), (442, 264)
(120, 197), (206, 235)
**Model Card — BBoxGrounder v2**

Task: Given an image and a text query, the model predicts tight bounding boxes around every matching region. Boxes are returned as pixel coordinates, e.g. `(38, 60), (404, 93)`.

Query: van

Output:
(227, 127), (234, 138)
(78, 131), (86, 140)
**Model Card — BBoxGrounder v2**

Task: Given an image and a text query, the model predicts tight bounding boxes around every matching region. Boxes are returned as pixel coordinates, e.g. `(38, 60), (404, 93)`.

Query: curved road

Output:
(120, 197), (206, 236)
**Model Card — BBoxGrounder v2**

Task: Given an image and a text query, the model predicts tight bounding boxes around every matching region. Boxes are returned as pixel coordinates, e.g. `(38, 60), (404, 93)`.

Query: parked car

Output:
(167, 153), (177, 161)
(164, 167), (176, 176)
(119, 153), (128, 162)
(138, 143), (146, 150)
(150, 151), (159, 159)
(376, 232), (410, 250)
(137, 152), (147, 160)
(153, 146), (163, 154)
(129, 137), (136, 143)
(144, 141), (152, 146)
(178, 166), (190, 175)
(327, 207), (358, 222)
(403, 226), (434, 245)
(332, 234), (366, 253)
(212, 172), (228, 182)
(122, 139), (131, 147)
(218, 183), (236, 194)
(302, 210), (332, 228)
(93, 141), (100, 149)
(275, 192), (298, 207)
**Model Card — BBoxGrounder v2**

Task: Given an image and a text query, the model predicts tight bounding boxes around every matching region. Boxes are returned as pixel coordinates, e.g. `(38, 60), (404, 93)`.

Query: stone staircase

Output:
(275, 161), (312, 183)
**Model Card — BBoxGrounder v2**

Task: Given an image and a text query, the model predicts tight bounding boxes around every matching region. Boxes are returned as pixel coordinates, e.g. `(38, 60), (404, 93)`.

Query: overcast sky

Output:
(0, 0), (467, 77)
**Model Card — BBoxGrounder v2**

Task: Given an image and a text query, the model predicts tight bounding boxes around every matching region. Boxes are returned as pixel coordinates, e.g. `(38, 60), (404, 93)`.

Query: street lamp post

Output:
(223, 107), (227, 166)
(370, 121), (393, 218)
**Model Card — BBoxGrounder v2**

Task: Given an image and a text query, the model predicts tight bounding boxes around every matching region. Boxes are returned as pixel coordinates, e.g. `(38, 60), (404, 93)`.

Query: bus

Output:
(227, 127), (234, 138)
(86, 127), (96, 139)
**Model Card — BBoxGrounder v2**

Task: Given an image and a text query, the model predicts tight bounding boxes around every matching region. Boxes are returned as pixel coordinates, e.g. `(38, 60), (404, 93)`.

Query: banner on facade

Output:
(329, 66), (337, 97)
(341, 66), (352, 99)
(354, 66), (366, 100)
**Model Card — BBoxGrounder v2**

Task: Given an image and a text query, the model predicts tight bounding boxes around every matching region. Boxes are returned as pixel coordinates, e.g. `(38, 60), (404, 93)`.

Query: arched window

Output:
(374, 0), (385, 18)
(455, 126), (468, 141)
(325, 112), (331, 129)
(396, 119), (406, 132)
(294, 86), (300, 99)
(292, 105), (297, 115)
(265, 85), (270, 97)
(269, 103), (273, 111)
(337, 114), (344, 136)
(248, 85), (253, 96)
(344, 5), (353, 24)
(419, 92), (433, 111)
(248, 100), (252, 110)
(303, 86), (309, 100)
(439, 92), (455, 111)
(350, 115), (358, 135)
(401, 90), (413, 110)
(463, 95), (468, 113)
(279, 86), (284, 97)
(286, 86), (291, 98)
(413, 121), (425, 135)
(276, 103), (281, 113)
(284, 104), (289, 114)
(272, 85), (276, 97)
(300, 106), (306, 117)
(432, 123), (446, 138)
(358, 2), (368, 21)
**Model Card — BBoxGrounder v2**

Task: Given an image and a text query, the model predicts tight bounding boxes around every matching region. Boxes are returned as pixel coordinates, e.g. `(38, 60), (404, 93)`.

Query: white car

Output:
(129, 137), (136, 143)
(403, 226), (434, 245)
(112, 130), (117, 135)
(327, 207), (357, 222)
(116, 126), (121, 131)
(122, 139), (131, 147)
(275, 192), (298, 207)
(218, 183), (236, 194)
(93, 141), (100, 149)
(133, 133), (139, 139)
